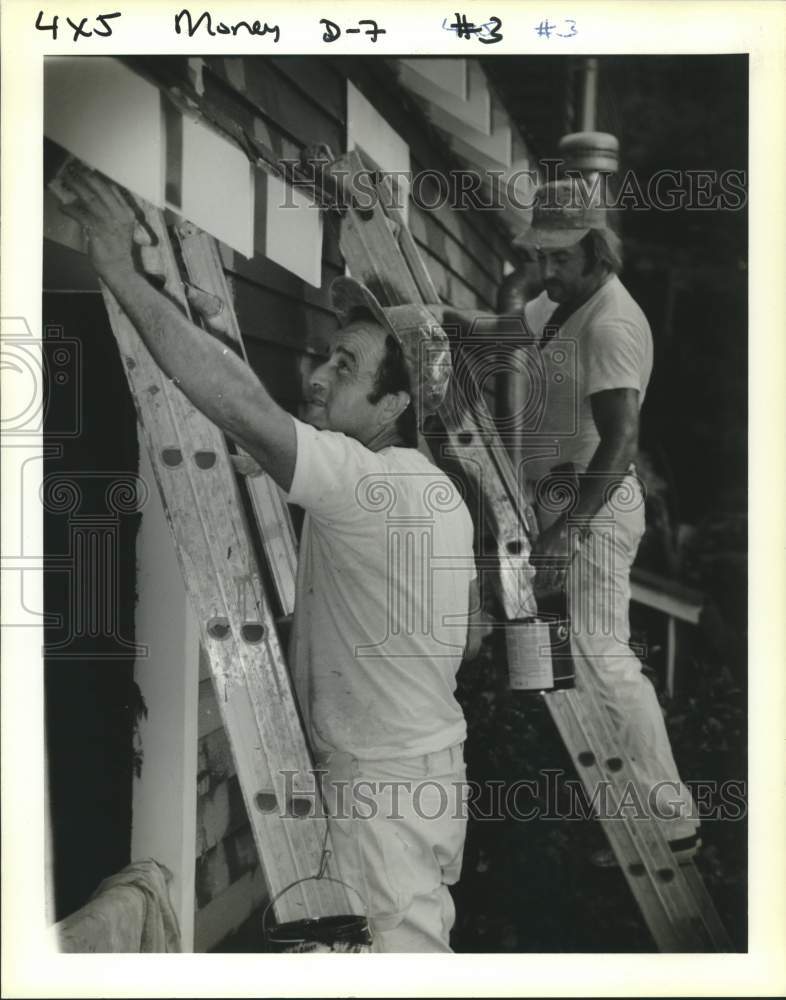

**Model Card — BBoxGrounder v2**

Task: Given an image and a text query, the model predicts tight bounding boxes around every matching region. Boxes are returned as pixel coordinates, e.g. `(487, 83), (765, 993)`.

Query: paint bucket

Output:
(263, 875), (373, 953)
(506, 615), (575, 692)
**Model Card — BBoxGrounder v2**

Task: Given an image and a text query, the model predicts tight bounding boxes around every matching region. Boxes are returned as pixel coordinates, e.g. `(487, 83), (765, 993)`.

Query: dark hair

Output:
(367, 333), (418, 448)
(580, 228), (624, 276)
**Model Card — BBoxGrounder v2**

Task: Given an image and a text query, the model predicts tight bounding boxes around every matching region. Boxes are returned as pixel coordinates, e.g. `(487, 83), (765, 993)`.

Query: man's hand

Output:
(52, 161), (298, 492)
(531, 518), (578, 595)
(57, 164), (139, 279)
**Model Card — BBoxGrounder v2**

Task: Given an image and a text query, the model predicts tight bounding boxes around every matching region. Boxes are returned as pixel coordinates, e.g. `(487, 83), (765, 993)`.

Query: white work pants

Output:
(540, 474), (699, 839)
(316, 743), (467, 952)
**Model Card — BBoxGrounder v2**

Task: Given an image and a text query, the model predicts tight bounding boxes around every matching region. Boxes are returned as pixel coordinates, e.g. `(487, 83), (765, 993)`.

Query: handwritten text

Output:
(174, 9), (280, 41)
(35, 9), (121, 40)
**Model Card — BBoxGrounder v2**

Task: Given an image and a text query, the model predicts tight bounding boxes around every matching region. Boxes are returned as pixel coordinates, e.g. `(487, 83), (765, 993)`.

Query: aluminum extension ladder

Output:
(91, 194), (353, 928)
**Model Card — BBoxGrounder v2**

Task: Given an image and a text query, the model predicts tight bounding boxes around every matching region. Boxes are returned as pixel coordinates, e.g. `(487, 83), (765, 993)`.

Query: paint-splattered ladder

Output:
(86, 192), (352, 931)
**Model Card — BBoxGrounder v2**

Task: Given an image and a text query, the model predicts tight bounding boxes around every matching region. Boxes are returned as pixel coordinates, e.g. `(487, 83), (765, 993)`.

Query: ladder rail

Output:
(549, 683), (731, 951)
(173, 220), (298, 616)
(326, 150), (538, 621)
(100, 200), (352, 924)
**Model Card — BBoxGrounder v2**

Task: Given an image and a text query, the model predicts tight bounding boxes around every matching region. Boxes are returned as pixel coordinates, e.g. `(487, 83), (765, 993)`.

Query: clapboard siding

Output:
(417, 245), (490, 311)
(197, 774), (247, 855)
(409, 153), (510, 279)
(410, 211), (498, 309)
(269, 57), (346, 125)
(207, 58), (344, 156)
(409, 202), (502, 294)
(195, 826), (259, 909)
(232, 277), (337, 357)
(195, 869), (267, 953)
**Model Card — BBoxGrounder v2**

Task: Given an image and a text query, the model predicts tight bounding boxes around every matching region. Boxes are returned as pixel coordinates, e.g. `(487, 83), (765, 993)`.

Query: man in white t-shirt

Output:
(286, 280), (477, 951)
(512, 179), (700, 864)
(58, 165), (478, 950)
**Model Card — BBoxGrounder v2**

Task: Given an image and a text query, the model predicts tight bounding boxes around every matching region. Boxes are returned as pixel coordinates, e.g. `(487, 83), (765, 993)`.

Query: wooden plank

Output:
(631, 567), (704, 624)
(194, 867), (267, 953)
(131, 446), (200, 951)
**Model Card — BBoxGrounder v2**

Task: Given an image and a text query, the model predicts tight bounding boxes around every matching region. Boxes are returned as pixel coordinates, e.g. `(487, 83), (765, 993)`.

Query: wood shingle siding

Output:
(207, 57), (345, 155)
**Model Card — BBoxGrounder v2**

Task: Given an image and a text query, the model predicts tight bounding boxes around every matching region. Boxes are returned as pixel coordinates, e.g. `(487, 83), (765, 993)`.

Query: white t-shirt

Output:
(285, 418), (475, 760)
(524, 275), (653, 483)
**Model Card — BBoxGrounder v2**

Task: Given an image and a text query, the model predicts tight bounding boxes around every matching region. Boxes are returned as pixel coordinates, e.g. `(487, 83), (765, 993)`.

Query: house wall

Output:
(44, 54), (520, 951)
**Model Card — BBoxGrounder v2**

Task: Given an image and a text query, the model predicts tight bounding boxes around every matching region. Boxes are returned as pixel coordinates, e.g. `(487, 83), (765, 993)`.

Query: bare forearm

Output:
(567, 387), (641, 524)
(101, 262), (283, 457)
(573, 433), (638, 521)
(55, 163), (296, 487)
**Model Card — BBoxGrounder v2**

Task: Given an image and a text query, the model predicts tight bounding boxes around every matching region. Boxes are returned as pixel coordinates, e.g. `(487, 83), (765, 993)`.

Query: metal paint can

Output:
(506, 616), (575, 692)
(263, 874), (373, 953)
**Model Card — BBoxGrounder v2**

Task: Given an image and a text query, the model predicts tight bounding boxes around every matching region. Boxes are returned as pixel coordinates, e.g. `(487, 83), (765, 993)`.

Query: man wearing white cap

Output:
(514, 178), (700, 864)
(59, 164), (478, 951)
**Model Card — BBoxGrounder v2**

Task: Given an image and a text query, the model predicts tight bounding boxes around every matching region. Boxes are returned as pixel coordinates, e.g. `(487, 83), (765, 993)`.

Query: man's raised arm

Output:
(58, 164), (297, 492)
